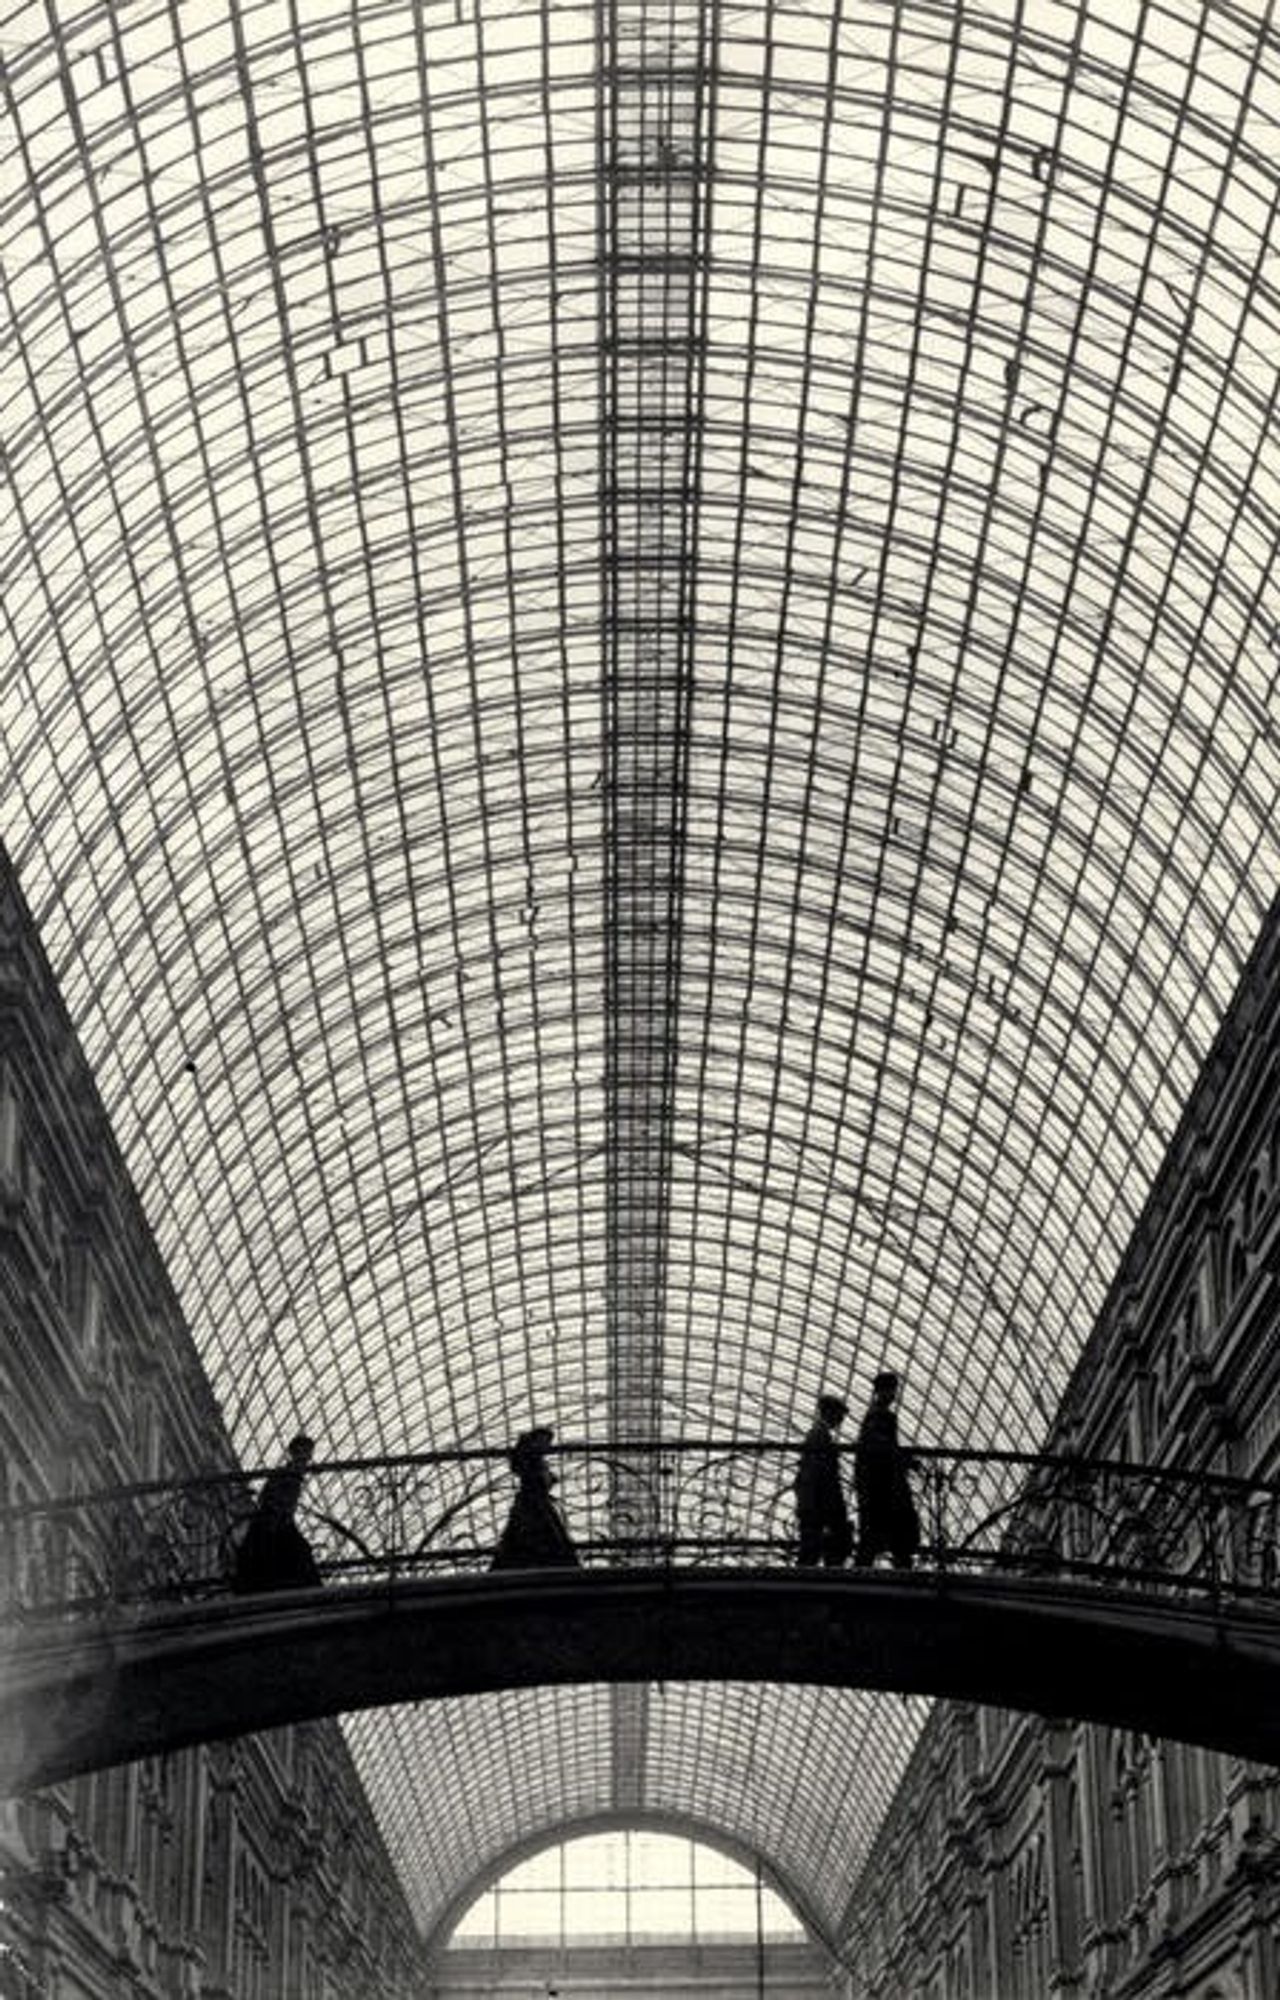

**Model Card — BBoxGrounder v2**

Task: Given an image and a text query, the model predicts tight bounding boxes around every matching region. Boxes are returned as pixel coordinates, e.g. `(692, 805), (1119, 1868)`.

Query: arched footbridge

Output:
(5, 1442), (1280, 1794)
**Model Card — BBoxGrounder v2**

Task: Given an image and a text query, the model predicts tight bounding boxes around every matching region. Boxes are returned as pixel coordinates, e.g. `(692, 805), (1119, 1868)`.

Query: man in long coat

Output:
(854, 1372), (920, 1569)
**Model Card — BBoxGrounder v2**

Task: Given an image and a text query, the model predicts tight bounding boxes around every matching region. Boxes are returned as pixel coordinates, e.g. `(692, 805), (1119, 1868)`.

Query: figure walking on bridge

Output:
(794, 1394), (852, 1567)
(491, 1426), (580, 1569)
(854, 1373), (920, 1569)
(232, 1434), (323, 1593)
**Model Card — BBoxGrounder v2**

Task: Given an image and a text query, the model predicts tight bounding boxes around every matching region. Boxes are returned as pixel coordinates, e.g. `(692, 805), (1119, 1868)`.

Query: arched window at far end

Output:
(445, 1829), (808, 1951)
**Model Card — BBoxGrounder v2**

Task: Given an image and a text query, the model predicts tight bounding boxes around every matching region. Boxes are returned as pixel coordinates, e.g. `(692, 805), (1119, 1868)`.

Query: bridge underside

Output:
(6, 1570), (1280, 1795)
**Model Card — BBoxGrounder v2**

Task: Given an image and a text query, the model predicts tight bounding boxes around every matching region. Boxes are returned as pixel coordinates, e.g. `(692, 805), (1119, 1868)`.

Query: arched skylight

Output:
(445, 1829), (806, 1949)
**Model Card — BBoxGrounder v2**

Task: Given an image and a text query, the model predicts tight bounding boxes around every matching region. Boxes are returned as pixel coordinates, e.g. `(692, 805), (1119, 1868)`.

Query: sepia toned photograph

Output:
(1, 1), (1278, 1994)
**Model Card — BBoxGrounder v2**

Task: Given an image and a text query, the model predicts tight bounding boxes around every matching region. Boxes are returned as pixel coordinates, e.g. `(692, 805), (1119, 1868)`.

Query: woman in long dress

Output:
(233, 1434), (323, 1591)
(490, 1426), (579, 1569)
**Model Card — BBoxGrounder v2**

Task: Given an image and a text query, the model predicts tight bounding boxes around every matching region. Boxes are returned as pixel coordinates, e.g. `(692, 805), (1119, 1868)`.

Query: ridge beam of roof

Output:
(600, 0), (713, 1461)
(600, 0), (717, 1814)
(611, 1682), (651, 1812)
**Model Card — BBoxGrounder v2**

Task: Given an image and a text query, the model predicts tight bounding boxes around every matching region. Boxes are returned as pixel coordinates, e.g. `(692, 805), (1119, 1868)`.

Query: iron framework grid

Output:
(1, 0), (1278, 1946)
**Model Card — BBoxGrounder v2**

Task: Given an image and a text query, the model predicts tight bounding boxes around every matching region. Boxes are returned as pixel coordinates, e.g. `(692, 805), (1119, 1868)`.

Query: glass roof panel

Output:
(2, 0), (1278, 1943)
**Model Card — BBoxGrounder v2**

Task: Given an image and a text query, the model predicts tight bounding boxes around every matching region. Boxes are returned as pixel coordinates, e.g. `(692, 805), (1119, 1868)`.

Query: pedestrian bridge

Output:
(5, 1567), (1280, 1794)
(4, 1440), (1280, 1793)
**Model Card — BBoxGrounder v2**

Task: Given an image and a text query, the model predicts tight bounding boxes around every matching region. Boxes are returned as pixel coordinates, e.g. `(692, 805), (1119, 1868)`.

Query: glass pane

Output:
(630, 1886), (695, 1938)
(496, 1889), (561, 1940)
(693, 1845), (749, 1887)
(627, 1832), (694, 1884)
(562, 1888), (628, 1938)
(564, 1832), (627, 1889)
(502, 1850), (563, 1893)
(695, 1886), (759, 1939)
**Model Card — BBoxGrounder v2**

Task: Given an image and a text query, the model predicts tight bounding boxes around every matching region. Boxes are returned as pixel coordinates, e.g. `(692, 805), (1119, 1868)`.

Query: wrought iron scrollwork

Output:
(2, 1442), (1279, 1619)
(300, 1457), (507, 1582)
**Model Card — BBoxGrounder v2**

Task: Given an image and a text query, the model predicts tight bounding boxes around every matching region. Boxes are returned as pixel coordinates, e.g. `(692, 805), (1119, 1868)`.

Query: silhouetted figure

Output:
(490, 1426), (579, 1569)
(233, 1434), (323, 1592)
(794, 1394), (852, 1567)
(855, 1373), (919, 1569)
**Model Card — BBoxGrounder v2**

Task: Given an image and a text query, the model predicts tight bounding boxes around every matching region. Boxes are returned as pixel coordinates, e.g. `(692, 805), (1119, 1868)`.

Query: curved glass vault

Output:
(2, 0), (1278, 1945)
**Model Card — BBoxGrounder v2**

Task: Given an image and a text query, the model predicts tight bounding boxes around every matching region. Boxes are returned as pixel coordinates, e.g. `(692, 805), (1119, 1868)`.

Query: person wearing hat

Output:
(232, 1433), (323, 1592)
(794, 1393), (852, 1567)
(854, 1372), (920, 1569)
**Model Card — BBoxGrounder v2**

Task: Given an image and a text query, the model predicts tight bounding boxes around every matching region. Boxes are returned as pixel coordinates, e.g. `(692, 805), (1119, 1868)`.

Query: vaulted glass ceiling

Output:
(2, 0), (1278, 1951)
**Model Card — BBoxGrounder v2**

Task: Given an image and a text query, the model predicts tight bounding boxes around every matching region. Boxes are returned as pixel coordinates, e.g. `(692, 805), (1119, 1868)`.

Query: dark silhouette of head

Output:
(287, 1434), (315, 1462)
(817, 1394), (848, 1427)
(872, 1372), (899, 1403)
(510, 1426), (555, 1475)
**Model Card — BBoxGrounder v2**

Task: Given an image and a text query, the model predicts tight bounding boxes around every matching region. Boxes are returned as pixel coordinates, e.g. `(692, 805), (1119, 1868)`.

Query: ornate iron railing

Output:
(3, 1442), (1280, 1618)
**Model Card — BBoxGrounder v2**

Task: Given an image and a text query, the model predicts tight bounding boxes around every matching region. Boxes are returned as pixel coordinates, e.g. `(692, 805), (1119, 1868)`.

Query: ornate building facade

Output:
(0, 853), (428, 2000)
(839, 900), (1280, 1999)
